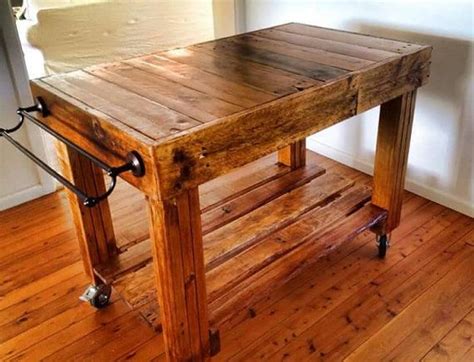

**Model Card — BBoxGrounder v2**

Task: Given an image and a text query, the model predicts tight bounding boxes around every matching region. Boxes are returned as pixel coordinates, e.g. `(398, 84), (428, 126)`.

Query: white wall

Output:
(0, 2), (54, 211)
(243, 0), (473, 217)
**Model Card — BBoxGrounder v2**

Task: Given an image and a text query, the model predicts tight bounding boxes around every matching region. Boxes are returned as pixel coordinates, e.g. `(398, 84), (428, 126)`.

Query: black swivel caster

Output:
(376, 234), (389, 258)
(80, 284), (112, 309)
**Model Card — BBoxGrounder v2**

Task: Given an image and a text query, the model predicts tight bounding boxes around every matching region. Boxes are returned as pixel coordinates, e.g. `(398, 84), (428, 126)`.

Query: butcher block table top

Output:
(31, 22), (431, 200)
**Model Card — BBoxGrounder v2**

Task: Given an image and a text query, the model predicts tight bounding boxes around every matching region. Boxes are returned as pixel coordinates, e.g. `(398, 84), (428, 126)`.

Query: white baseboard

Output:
(307, 138), (474, 218)
(0, 183), (55, 211)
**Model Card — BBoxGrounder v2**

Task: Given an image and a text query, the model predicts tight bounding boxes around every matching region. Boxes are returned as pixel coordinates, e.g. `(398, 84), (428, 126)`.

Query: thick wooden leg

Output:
(372, 90), (417, 233)
(56, 142), (116, 283)
(148, 188), (211, 361)
(278, 139), (306, 169)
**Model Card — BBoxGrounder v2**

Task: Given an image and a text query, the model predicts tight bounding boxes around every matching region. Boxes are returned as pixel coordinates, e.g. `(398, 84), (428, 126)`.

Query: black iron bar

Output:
(0, 97), (144, 207)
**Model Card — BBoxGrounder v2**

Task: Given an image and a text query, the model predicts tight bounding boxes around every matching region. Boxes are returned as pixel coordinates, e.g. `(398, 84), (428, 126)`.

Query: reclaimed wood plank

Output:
(205, 186), (372, 302)
(194, 39), (348, 81)
(202, 159), (323, 234)
(43, 71), (201, 140)
(127, 55), (275, 108)
(233, 34), (374, 71)
(114, 180), (380, 333)
(204, 172), (354, 271)
(87, 63), (242, 122)
(160, 47), (321, 96)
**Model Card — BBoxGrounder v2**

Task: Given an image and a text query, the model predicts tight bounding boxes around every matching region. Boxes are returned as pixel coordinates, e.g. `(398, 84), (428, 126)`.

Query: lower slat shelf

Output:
(101, 151), (387, 333)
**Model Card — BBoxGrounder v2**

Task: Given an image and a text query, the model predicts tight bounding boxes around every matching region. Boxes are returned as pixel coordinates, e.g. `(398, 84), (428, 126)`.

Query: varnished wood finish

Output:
(56, 142), (116, 282)
(148, 189), (210, 360)
(0, 154), (472, 361)
(26, 23), (433, 360)
(373, 90), (416, 232)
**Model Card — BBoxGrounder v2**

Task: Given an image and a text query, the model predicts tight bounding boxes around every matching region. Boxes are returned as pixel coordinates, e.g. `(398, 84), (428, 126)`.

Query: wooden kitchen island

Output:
(29, 23), (431, 360)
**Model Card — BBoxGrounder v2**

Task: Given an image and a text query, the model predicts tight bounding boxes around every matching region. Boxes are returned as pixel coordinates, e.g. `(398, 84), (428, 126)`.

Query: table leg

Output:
(278, 139), (306, 169)
(372, 90), (417, 233)
(148, 188), (211, 361)
(56, 142), (116, 284)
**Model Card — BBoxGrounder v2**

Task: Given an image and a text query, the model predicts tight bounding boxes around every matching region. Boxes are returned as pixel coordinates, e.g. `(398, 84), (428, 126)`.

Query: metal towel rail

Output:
(0, 97), (145, 207)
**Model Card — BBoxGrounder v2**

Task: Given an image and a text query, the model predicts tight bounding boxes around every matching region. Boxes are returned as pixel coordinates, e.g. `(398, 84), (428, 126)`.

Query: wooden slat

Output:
(254, 28), (397, 61)
(200, 152), (317, 212)
(127, 55), (275, 108)
(86, 63), (242, 123)
(159, 47), (321, 97)
(278, 23), (426, 54)
(194, 40), (348, 81)
(204, 172), (354, 271)
(232, 34), (374, 71)
(202, 159), (323, 234)
(42, 71), (201, 140)
(205, 186), (372, 302)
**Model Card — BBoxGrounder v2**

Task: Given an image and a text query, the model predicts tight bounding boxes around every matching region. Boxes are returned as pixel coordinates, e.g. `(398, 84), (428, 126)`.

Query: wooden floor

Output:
(0, 153), (473, 361)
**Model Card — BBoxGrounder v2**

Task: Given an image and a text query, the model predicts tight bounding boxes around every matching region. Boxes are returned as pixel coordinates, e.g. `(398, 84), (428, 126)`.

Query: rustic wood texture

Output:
(55, 142), (116, 282)
(147, 189), (210, 360)
(30, 22), (431, 200)
(1, 154), (472, 361)
(372, 90), (417, 232)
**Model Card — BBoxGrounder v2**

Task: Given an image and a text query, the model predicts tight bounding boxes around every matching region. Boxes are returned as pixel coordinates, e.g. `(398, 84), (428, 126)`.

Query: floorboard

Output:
(0, 153), (472, 361)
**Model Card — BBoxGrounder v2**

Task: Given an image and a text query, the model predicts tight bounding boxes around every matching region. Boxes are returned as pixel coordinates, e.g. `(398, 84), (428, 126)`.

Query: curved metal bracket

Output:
(1, 97), (145, 208)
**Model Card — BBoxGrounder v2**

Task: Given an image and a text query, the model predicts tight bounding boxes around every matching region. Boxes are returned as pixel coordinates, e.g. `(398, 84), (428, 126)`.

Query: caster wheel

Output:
(80, 284), (111, 309)
(377, 234), (389, 259)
